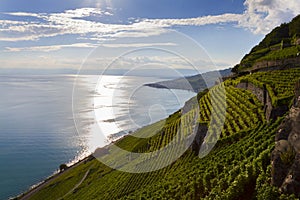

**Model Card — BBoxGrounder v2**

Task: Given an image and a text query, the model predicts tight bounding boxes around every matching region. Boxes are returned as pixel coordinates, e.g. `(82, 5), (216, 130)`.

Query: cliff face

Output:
(271, 80), (300, 196)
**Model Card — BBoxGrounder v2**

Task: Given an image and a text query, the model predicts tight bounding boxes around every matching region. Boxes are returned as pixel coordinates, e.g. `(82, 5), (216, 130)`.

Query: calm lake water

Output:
(0, 75), (195, 199)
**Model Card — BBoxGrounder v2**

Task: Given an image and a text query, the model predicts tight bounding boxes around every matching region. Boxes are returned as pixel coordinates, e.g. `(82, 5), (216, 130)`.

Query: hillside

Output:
(232, 15), (300, 73)
(17, 68), (300, 200)
(16, 16), (300, 200)
(144, 68), (232, 92)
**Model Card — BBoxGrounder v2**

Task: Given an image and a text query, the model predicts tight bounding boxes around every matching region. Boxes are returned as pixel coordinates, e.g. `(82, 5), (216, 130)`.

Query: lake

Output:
(0, 75), (195, 199)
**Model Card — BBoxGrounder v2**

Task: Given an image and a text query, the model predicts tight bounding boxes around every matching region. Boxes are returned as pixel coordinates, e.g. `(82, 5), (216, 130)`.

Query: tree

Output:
(59, 163), (68, 172)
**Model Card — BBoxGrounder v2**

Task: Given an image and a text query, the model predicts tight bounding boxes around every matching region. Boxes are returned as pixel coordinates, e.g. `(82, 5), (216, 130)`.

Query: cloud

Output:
(0, 8), (241, 43)
(4, 42), (177, 52)
(1, 1), (299, 44)
(0, 8), (115, 42)
(238, 0), (300, 34)
(5, 43), (97, 52)
(5, 7), (111, 19)
(142, 13), (241, 27)
(4, 12), (42, 18)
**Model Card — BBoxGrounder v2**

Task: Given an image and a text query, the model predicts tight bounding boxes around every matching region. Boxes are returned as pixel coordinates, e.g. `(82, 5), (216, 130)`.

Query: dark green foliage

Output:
(59, 163), (68, 172)
(256, 23), (290, 50)
(289, 15), (300, 37)
(257, 46), (300, 61)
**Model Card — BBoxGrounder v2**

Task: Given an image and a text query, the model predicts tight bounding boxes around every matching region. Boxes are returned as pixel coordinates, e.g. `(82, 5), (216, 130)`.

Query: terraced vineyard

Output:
(122, 120), (283, 200)
(26, 118), (292, 200)
(236, 68), (300, 106)
(116, 83), (265, 155)
(23, 68), (300, 200)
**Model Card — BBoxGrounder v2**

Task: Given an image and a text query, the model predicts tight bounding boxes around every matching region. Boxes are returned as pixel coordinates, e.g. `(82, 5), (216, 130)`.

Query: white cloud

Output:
(58, 7), (107, 18)
(4, 42), (176, 52)
(0, 8), (241, 43)
(143, 13), (241, 27)
(4, 12), (42, 18)
(104, 11), (113, 16)
(5, 7), (109, 19)
(5, 43), (97, 52)
(0, 35), (39, 42)
(0, 8), (116, 42)
(1, 1), (299, 44)
(238, 0), (300, 34)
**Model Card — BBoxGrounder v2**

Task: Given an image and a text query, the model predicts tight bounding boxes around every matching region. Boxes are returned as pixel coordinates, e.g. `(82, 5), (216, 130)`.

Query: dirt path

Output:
(58, 165), (93, 200)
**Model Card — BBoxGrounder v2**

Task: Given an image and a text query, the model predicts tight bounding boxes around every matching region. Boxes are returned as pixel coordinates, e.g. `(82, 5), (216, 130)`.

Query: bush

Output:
(59, 163), (68, 172)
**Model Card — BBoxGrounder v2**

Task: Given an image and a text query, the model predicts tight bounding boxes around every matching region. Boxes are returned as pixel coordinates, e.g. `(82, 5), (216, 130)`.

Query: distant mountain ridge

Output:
(144, 68), (232, 92)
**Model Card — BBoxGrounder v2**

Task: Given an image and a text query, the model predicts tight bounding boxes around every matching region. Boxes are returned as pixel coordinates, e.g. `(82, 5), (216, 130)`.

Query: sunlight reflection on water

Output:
(74, 75), (196, 153)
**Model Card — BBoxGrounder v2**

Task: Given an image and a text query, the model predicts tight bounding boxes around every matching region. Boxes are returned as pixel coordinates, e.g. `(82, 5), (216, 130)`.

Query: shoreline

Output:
(12, 84), (197, 200)
(14, 154), (93, 200)
(13, 128), (144, 199)
(13, 118), (163, 199)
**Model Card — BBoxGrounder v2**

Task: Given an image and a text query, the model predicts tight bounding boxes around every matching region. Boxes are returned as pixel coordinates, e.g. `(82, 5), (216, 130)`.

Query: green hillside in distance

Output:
(145, 68), (232, 93)
(16, 15), (300, 200)
(232, 15), (300, 73)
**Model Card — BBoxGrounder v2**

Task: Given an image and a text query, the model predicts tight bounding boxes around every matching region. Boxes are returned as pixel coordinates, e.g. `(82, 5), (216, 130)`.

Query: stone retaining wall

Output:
(251, 56), (300, 72)
(236, 82), (288, 121)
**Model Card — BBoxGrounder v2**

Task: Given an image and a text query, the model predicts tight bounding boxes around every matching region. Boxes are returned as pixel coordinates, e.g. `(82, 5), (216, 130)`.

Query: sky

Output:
(0, 0), (300, 73)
